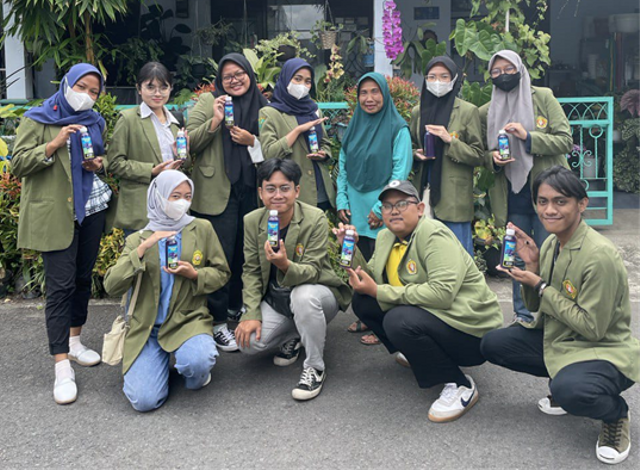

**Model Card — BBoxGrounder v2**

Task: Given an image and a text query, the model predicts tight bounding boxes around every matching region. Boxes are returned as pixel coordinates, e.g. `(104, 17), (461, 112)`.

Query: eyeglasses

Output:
(426, 74), (451, 82)
(263, 185), (293, 195)
(489, 65), (518, 78)
(222, 71), (247, 84)
(142, 85), (171, 95)
(381, 199), (419, 214)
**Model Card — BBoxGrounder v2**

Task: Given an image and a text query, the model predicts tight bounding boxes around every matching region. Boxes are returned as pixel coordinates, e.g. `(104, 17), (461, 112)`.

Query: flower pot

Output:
(277, 45), (297, 62)
(319, 31), (338, 50)
(363, 52), (375, 68)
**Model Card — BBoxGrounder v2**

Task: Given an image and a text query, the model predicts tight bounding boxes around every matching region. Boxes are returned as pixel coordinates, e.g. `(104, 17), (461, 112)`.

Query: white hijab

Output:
(487, 50), (535, 194)
(144, 170), (195, 232)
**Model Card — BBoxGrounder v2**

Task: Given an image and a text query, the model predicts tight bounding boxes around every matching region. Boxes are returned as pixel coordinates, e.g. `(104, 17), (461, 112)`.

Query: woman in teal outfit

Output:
(336, 72), (412, 341)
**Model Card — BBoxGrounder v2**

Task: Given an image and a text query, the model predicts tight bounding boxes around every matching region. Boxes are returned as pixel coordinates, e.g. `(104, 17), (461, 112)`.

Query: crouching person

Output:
(235, 159), (351, 401)
(480, 166), (639, 464)
(337, 180), (502, 422)
(104, 171), (230, 412)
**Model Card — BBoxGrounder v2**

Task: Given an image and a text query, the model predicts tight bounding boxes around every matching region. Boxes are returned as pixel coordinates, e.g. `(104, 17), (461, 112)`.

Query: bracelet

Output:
(534, 279), (547, 297)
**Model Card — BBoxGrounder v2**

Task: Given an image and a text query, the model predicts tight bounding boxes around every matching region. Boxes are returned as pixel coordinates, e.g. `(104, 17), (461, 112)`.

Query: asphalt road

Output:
(0, 296), (638, 470)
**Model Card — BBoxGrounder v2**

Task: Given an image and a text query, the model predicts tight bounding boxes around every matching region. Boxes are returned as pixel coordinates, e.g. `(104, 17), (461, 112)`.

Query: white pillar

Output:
(2, 1), (32, 100)
(373, 0), (393, 77)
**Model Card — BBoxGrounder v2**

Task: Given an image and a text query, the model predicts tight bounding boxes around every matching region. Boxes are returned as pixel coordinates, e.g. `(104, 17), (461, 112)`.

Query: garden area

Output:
(1, 0), (639, 300)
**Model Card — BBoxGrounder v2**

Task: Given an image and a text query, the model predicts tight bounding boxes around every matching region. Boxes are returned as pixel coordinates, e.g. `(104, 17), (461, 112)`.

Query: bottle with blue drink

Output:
(166, 236), (179, 269)
(80, 126), (95, 161)
(267, 210), (280, 250)
(500, 228), (517, 269)
(176, 130), (188, 160)
(498, 129), (511, 161)
(339, 230), (356, 268)
(224, 96), (234, 128)
(423, 129), (435, 158)
(308, 126), (320, 153)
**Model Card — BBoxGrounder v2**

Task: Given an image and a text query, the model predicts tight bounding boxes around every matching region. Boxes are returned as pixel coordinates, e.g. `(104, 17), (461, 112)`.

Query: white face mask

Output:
(64, 80), (96, 112)
(426, 76), (457, 98)
(158, 192), (191, 221)
(287, 82), (310, 100)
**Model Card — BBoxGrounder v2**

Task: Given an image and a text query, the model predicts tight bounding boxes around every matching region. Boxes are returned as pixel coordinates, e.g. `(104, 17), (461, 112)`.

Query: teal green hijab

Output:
(342, 72), (408, 192)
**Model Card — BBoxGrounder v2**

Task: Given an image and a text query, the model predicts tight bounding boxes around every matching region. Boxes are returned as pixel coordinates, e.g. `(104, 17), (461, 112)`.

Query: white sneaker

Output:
(428, 375), (479, 423)
(538, 395), (568, 416)
(202, 373), (212, 388)
(68, 345), (101, 366)
(395, 352), (410, 368)
(213, 324), (239, 352)
(53, 369), (77, 405)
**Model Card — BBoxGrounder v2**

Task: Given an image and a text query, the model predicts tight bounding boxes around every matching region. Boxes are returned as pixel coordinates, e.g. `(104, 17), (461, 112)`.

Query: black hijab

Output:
(419, 56), (461, 207)
(214, 53), (269, 187)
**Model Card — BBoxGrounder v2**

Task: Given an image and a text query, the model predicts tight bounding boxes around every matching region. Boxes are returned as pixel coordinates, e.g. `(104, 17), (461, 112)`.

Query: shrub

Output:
(344, 76), (420, 123)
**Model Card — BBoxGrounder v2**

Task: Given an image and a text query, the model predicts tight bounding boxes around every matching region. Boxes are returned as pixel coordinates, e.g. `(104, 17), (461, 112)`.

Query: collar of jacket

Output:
(559, 219), (589, 251)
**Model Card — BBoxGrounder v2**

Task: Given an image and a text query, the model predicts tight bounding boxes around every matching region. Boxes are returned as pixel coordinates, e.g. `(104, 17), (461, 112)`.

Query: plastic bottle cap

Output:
(226, 96), (232, 101)
(499, 129), (506, 134)
(505, 228), (515, 236)
(177, 130), (185, 136)
(80, 126), (88, 132)
(346, 230), (355, 235)
(168, 235), (176, 241)
(269, 210), (278, 216)
(309, 126), (316, 131)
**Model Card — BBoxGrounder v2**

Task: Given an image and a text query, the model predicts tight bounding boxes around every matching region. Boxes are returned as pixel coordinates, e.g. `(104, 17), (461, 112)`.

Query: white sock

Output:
(213, 323), (228, 334)
(69, 335), (84, 355)
(55, 359), (74, 381)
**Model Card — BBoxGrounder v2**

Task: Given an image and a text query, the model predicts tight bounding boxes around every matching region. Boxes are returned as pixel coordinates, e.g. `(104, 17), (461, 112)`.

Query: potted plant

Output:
(254, 33), (310, 63)
(194, 20), (233, 47)
(311, 20), (343, 50)
(347, 33), (374, 68)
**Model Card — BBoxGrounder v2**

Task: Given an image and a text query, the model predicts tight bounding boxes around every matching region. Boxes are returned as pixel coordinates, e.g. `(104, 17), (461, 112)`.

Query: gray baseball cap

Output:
(378, 180), (420, 201)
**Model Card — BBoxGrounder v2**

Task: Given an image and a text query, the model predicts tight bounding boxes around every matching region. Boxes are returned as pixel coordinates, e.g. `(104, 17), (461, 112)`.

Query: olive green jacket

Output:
(409, 98), (484, 222)
(106, 107), (185, 231)
(240, 201), (352, 322)
(479, 86), (573, 226)
(258, 106), (335, 208)
(11, 117), (113, 252)
(103, 218), (231, 374)
(522, 221), (640, 382)
(186, 93), (232, 216)
(356, 217), (502, 338)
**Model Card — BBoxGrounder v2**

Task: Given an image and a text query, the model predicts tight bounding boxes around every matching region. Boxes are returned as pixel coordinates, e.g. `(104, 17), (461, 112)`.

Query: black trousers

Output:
(42, 210), (106, 355)
(351, 293), (485, 388)
(192, 183), (257, 322)
(356, 236), (376, 262)
(480, 325), (634, 423)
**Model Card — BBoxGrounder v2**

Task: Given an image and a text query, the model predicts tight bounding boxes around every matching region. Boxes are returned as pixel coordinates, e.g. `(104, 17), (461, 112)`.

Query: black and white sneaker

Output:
(292, 367), (326, 401)
(538, 395), (568, 416)
(213, 324), (239, 352)
(273, 338), (301, 366)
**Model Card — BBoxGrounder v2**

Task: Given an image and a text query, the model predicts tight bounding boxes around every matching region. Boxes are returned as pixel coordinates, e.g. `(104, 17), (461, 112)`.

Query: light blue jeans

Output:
(123, 330), (218, 412)
(439, 220), (474, 258)
(508, 213), (550, 322)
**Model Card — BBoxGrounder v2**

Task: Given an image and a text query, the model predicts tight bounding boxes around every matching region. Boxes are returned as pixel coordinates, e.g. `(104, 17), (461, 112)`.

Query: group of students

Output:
(10, 48), (638, 465)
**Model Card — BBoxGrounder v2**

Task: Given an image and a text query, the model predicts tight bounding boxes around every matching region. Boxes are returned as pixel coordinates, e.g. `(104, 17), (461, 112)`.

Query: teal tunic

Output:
(336, 127), (412, 239)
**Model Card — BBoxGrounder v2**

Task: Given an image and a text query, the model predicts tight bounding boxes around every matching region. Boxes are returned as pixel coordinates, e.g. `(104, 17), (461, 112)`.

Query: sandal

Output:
(347, 320), (371, 333)
(360, 333), (381, 346)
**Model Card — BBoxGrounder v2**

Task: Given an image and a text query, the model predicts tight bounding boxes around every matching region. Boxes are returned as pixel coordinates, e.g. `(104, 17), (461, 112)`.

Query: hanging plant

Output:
(382, 1), (404, 61)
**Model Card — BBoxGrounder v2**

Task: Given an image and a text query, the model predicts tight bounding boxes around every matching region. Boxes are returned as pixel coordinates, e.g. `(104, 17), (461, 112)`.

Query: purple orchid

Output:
(383, 0), (404, 60)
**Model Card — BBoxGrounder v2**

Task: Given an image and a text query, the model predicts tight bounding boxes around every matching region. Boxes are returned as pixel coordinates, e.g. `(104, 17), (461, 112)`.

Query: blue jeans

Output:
(439, 220), (474, 258)
(508, 213), (550, 322)
(123, 331), (218, 412)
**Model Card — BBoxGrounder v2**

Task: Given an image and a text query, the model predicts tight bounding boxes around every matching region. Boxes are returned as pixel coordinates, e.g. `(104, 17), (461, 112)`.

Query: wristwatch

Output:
(534, 279), (548, 297)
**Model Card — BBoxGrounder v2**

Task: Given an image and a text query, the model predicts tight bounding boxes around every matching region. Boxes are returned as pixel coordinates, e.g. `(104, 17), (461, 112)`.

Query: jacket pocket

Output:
(198, 166), (215, 178)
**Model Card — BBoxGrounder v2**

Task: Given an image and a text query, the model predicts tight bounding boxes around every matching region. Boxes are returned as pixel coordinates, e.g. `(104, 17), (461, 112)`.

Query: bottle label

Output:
(81, 135), (94, 160)
(498, 135), (510, 160)
(176, 136), (188, 160)
(308, 133), (319, 153)
(224, 104), (234, 127)
(167, 242), (179, 269)
(339, 238), (355, 267)
(267, 220), (279, 247)
(502, 239), (517, 268)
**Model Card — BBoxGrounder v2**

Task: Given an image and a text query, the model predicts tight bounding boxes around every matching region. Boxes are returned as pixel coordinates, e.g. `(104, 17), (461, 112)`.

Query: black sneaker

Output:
(273, 338), (301, 366)
(213, 324), (239, 352)
(292, 367), (325, 401)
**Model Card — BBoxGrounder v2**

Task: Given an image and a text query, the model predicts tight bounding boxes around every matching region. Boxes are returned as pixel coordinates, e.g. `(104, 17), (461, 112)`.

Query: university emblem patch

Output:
(296, 243), (304, 257)
(406, 260), (417, 274)
(192, 250), (203, 266)
(536, 116), (548, 129)
(562, 279), (578, 299)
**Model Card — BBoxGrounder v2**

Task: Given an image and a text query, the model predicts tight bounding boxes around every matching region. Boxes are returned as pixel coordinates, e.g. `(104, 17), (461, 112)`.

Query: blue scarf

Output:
(269, 58), (323, 147)
(24, 63), (105, 224)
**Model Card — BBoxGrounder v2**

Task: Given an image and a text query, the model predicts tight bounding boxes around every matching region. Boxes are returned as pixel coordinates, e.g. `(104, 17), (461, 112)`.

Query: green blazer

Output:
(357, 217), (502, 338)
(11, 117), (113, 252)
(106, 107), (184, 231)
(522, 221), (640, 382)
(103, 218), (231, 374)
(409, 98), (484, 222)
(258, 107), (335, 208)
(479, 86), (573, 226)
(186, 92), (232, 216)
(240, 201), (352, 322)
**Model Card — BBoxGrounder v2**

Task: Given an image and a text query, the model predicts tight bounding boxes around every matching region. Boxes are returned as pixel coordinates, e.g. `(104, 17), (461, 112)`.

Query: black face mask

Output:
(493, 72), (521, 92)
